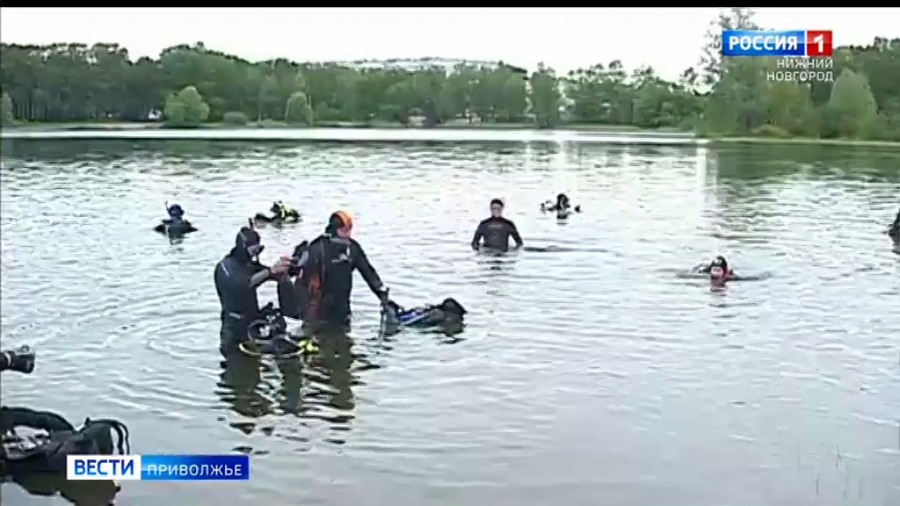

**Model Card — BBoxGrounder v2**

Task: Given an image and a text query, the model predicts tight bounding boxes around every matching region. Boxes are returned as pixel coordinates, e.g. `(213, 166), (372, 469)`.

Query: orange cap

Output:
(334, 210), (353, 230)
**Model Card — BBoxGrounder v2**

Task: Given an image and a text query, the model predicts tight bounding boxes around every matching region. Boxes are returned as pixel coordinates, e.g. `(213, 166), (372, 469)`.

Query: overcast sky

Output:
(2, 8), (898, 80)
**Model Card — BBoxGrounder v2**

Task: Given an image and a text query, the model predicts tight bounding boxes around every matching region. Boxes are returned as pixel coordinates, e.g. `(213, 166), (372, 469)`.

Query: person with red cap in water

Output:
(294, 211), (389, 331)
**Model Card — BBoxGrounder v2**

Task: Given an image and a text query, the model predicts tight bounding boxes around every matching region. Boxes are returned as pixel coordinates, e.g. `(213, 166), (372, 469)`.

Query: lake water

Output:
(1, 132), (898, 506)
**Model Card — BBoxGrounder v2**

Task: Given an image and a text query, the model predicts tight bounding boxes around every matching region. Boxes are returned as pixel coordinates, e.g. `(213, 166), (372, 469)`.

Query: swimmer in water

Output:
(699, 256), (733, 283)
(154, 203), (197, 235)
(541, 193), (581, 218)
(255, 200), (301, 224)
(472, 198), (524, 252)
(691, 256), (766, 283)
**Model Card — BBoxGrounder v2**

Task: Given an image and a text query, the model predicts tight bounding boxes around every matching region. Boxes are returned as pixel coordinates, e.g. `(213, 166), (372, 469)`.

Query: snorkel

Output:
(165, 201), (185, 220)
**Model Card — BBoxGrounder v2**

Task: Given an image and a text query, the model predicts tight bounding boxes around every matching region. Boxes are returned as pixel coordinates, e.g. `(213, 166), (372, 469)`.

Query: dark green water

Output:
(1, 133), (898, 506)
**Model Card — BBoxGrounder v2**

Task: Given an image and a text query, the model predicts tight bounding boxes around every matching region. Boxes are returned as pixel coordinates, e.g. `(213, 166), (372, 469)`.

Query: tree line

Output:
(1, 9), (899, 140)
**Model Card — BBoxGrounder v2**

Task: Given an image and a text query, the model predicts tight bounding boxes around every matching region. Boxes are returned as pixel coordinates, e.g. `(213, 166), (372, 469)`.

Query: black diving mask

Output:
(238, 225), (264, 260)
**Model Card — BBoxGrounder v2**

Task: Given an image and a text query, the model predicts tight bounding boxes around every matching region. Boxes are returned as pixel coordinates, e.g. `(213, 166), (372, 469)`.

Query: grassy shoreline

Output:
(3, 121), (900, 148)
(705, 136), (900, 149)
(1, 120), (686, 133)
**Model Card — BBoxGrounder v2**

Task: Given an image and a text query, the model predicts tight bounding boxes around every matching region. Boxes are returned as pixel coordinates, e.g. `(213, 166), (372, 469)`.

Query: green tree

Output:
(529, 63), (561, 128)
(1, 90), (14, 125)
(284, 91), (314, 126)
(826, 69), (878, 138)
(164, 85), (210, 127)
(1, 25), (899, 140)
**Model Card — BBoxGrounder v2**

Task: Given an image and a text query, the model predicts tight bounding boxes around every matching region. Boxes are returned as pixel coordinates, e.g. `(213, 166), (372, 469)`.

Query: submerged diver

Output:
(472, 198), (524, 252)
(254, 200), (301, 225)
(214, 222), (293, 356)
(888, 207), (899, 241)
(382, 298), (467, 329)
(541, 193), (581, 218)
(296, 211), (390, 330)
(154, 202), (197, 236)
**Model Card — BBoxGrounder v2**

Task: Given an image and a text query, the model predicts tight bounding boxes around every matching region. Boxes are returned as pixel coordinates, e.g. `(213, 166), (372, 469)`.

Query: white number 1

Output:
(813, 34), (824, 53)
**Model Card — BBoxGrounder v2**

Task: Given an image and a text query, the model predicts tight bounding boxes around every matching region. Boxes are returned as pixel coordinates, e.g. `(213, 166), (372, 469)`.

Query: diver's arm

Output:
(471, 222), (485, 250)
(351, 241), (386, 296)
(508, 221), (524, 248)
(248, 263), (279, 289)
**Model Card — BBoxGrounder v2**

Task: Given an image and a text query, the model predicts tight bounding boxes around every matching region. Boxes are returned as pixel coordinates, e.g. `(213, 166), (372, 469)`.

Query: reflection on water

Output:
(1, 136), (898, 506)
(214, 328), (384, 450)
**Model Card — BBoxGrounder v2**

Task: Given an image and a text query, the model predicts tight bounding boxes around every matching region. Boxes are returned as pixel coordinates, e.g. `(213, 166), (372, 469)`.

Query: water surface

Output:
(1, 135), (898, 506)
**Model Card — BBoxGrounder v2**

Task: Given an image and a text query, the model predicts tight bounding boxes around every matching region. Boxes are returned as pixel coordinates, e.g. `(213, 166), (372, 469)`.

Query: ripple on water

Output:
(1, 138), (898, 506)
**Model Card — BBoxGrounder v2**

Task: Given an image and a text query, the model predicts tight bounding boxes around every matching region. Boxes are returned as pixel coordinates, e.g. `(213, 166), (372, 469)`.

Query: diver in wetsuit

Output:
(297, 211), (389, 330)
(255, 200), (301, 224)
(154, 203), (197, 235)
(214, 225), (291, 356)
(472, 198), (524, 252)
(541, 193), (581, 217)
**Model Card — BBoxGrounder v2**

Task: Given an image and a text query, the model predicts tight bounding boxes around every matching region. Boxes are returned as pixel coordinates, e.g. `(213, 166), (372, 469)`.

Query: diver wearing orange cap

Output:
(297, 211), (388, 328)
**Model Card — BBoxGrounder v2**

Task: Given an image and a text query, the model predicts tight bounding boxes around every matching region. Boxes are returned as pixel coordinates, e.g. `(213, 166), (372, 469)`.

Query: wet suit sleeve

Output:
(507, 220), (524, 248)
(248, 263), (273, 289)
(471, 221), (486, 250)
(351, 240), (386, 296)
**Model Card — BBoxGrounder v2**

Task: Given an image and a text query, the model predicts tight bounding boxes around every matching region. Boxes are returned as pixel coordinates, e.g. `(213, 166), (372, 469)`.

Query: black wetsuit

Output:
(299, 234), (385, 326)
(471, 217), (524, 252)
(156, 217), (196, 234)
(214, 249), (278, 355)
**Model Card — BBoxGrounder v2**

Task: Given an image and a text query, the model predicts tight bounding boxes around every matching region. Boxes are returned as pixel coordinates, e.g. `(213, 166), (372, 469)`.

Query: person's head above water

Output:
(234, 223), (263, 261)
(556, 193), (570, 209)
(270, 200), (283, 214)
(490, 198), (504, 218)
(324, 210), (354, 238)
(709, 255), (729, 280)
(167, 203), (184, 219)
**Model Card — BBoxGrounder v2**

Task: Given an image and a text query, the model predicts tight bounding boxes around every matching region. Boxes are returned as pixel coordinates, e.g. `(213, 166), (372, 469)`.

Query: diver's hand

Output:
(269, 258), (291, 276)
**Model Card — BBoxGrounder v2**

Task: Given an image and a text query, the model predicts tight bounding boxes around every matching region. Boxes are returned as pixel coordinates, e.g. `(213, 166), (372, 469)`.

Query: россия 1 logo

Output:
(722, 30), (833, 57)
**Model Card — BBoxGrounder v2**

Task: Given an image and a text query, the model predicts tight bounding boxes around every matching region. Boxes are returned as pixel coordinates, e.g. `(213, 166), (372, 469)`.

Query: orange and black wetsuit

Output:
(299, 234), (386, 326)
